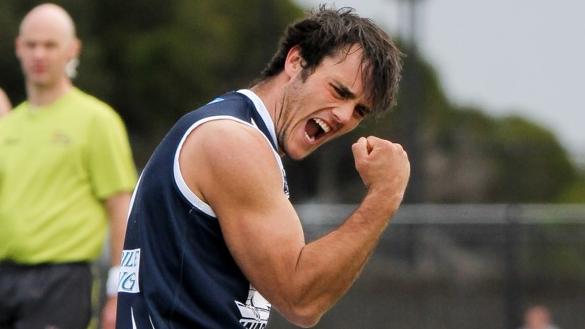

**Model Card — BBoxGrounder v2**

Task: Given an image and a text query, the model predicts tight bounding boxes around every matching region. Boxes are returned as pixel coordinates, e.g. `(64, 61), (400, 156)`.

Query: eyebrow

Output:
(330, 82), (356, 100)
(330, 82), (372, 114)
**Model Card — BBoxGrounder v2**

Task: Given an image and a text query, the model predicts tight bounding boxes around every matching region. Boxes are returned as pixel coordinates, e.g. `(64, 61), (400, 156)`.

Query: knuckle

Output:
(367, 136), (380, 144)
(384, 142), (397, 152)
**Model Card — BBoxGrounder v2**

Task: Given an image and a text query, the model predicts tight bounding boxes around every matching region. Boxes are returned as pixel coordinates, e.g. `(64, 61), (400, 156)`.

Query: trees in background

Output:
(0, 0), (302, 163)
(0, 0), (582, 202)
(285, 53), (583, 203)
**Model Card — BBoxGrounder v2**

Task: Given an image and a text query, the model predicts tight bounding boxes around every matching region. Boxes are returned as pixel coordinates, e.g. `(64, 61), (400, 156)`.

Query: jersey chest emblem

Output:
(234, 286), (271, 329)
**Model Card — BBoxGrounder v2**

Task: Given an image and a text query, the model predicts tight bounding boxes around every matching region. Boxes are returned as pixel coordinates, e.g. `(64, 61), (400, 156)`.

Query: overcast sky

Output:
(295, 0), (585, 159)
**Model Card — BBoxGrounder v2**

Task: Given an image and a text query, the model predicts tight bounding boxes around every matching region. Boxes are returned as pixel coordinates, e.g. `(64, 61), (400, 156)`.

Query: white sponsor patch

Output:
(235, 286), (271, 329)
(118, 248), (141, 293)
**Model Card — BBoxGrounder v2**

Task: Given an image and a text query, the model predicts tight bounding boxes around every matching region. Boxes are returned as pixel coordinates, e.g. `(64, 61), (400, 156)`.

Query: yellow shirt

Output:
(0, 88), (137, 264)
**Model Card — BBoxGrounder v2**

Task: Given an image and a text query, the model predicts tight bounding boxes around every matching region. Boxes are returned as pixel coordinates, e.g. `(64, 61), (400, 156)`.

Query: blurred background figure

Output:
(520, 305), (560, 329)
(0, 3), (136, 329)
(0, 87), (11, 117)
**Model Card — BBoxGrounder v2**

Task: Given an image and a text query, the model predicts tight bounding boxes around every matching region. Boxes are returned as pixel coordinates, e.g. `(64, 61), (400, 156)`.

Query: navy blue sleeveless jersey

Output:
(116, 90), (288, 329)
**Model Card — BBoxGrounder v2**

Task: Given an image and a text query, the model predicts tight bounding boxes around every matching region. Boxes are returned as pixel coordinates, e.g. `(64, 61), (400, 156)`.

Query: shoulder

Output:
(184, 92), (255, 123)
(67, 89), (129, 137)
(69, 88), (123, 123)
(0, 103), (26, 128)
(181, 119), (283, 197)
(186, 119), (276, 167)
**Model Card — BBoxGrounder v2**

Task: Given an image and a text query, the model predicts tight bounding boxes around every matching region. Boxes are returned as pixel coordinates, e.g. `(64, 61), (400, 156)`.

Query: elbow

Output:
(284, 311), (322, 328)
(279, 301), (324, 328)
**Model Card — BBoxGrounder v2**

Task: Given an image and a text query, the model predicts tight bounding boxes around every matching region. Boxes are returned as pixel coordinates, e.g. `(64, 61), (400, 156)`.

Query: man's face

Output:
(278, 45), (372, 160)
(15, 13), (77, 88)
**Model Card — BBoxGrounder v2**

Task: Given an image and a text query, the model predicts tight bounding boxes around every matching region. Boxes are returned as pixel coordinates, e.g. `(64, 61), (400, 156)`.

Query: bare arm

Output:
(181, 120), (409, 327)
(104, 192), (132, 266)
(0, 88), (12, 117)
(102, 192), (132, 329)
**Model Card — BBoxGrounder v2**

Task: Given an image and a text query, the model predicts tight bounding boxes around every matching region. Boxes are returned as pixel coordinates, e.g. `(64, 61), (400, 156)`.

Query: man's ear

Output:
(14, 36), (23, 59)
(283, 45), (305, 79)
(69, 38), (81, 60)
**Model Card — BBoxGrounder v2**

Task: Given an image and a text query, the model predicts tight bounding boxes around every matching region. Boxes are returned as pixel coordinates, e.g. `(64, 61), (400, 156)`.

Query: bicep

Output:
(214, 183), (304, 285)
(180, 121), (305, 303)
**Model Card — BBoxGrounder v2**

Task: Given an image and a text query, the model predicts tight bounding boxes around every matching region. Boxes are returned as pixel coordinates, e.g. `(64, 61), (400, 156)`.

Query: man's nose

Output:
(332, 104), (354, 124)
(32, 46), (45, 59)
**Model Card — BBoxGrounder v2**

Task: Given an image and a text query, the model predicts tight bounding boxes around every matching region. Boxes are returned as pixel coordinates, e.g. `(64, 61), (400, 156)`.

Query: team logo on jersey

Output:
(118, 248), (141, 293)
(51, 130), (71, 145)
(235, 286), (271, 329)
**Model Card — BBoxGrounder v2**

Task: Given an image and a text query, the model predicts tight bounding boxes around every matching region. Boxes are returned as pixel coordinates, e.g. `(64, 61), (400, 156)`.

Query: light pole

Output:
(395, 0), (425, 203)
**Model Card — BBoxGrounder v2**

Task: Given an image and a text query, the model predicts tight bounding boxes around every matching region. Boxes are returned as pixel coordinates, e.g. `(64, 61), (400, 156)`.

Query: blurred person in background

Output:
(116, 6), (408, 329)
(520, 305), (560, 329)
(0, 87), (12, 117)
(0, 3), (136, 329)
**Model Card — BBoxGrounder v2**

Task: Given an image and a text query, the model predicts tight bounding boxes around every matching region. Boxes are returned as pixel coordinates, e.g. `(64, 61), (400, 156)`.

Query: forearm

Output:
(285, 190), (401, 323)
(102, 193), (131, 329)
(105, 192), (132, 266)
(211, 135), (409, 327)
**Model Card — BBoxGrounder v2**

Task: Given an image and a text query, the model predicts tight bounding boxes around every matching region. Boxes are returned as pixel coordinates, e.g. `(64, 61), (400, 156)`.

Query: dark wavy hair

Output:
(260, 6), (404, 114)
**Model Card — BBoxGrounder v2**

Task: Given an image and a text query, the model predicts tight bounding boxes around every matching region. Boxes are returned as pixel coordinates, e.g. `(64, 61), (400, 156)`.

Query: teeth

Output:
(314, 118), (331, 133)
(305, 132), (315, 142)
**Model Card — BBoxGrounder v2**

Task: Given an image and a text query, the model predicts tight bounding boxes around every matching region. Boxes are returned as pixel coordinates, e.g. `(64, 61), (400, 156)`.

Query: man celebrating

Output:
(0, 4), (136, 329)
(117, 7), (408, 329)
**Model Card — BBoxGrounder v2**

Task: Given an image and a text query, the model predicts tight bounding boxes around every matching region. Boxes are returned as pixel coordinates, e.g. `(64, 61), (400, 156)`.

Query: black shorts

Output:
(0, 261), (93, 329)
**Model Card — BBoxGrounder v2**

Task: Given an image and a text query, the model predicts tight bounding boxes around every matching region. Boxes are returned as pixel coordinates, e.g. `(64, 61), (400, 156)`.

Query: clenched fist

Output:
(352, 136), (410, 210)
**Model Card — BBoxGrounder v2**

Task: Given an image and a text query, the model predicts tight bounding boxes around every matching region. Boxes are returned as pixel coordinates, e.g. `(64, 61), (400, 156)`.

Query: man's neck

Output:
(251, 74), (292, 125)
(26, 79), (73, 108)
(250, 74), (289, 157)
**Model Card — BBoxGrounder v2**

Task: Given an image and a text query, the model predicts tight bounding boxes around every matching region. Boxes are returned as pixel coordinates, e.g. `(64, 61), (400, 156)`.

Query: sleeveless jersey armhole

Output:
(173, 116), (285, 219)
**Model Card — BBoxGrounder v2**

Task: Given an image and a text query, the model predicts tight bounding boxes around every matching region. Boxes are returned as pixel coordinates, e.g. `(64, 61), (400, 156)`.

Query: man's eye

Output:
(355, 106), (370, 118)
(330, 84), (349, 99)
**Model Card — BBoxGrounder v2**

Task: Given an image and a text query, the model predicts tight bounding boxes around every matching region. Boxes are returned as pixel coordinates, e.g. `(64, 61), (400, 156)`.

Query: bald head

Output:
(16, 3), (81, 92)
(20, 3), (77, 41)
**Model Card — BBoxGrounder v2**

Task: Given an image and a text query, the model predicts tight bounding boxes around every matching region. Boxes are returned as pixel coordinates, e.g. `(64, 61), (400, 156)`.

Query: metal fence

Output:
(267, 204), (585, 329)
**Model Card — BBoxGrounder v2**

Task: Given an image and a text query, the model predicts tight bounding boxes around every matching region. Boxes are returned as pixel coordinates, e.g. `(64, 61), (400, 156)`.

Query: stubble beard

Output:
(275, 94), (292, 158)
(275, 80), (301, 159)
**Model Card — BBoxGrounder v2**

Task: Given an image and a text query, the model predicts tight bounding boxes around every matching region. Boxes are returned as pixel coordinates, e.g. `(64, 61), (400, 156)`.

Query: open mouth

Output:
(304, 118), (331, 143)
